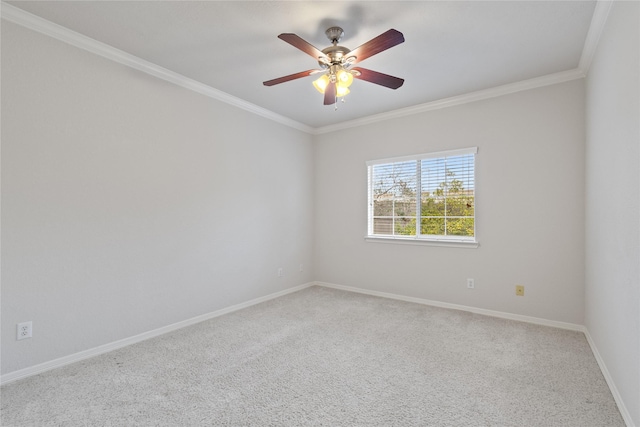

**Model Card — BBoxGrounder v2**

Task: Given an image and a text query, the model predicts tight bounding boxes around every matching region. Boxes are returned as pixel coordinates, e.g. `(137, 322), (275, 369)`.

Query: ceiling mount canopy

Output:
(263, 26), (405, 107)
(324, 26), (344, 44)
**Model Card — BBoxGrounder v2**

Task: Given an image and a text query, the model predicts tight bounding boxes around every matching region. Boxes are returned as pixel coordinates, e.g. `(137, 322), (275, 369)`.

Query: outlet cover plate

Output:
(17, 321), (32, 340)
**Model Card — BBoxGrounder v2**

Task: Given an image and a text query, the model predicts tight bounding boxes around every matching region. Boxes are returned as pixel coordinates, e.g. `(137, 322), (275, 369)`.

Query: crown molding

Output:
(578, 1), (614, 74)
(313, 68), (585, 135)
(2, 1), (612, 136)
(314, 0), (613, 135)
(0, 2), (315, 134)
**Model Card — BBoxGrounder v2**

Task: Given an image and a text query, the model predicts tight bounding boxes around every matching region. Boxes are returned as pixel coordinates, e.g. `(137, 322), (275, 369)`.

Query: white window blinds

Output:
(367, 147), (477, 241)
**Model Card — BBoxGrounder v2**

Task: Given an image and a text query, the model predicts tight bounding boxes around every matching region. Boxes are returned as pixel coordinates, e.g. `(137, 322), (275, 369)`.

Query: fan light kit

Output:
(263, 26), (405, 108)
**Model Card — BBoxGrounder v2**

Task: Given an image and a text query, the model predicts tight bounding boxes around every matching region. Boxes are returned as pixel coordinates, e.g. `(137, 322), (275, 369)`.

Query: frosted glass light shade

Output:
(336, 86), (350, 97)
(336, 69), (354, 87)
(313, 74), (330, 93)
(313, 70), (352, 97)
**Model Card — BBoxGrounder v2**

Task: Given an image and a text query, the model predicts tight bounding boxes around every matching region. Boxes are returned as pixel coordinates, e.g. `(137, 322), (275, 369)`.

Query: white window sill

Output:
(365, 235), (479, 248)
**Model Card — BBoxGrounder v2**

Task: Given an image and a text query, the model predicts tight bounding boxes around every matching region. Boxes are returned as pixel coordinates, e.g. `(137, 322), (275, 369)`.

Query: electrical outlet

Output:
(516, 285), (525, 296)
(299, 264), (304, 272)
(277, 267), (283, 277)
(467, 278), (475, 289)
(17, 321), (32, 340)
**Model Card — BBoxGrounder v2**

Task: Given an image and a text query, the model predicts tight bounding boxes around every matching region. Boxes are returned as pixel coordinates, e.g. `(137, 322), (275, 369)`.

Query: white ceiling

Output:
(5, 1), (597, 130)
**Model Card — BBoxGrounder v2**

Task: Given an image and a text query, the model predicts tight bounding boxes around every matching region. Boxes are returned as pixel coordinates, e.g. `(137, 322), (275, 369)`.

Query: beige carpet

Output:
(1, 286), (625, 426)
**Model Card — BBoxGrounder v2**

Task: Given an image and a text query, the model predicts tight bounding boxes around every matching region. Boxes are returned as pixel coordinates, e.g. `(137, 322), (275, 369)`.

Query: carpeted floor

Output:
(1, 286), (625, 426)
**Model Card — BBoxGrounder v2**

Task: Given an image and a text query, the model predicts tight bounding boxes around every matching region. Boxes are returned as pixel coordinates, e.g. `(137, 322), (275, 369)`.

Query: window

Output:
(367, 147), (477, 246)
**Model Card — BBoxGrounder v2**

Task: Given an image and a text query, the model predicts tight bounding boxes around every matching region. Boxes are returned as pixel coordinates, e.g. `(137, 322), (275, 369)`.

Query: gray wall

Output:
(585, 2), (640, 425)
(1, 21), (315, 374)
(314, 80), (586, 325)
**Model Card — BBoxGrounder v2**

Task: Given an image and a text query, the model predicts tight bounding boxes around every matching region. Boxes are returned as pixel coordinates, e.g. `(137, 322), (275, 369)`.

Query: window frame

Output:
(366, 147), (478, 248)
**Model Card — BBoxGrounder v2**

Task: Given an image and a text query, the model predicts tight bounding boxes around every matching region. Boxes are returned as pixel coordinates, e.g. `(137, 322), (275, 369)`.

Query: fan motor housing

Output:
(321, 45), (352, 66)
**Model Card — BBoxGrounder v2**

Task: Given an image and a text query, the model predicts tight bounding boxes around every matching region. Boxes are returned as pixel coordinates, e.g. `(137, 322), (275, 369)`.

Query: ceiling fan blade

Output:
(278, 33), (329, 64)
(352, 67), (404, 89)
(323, 81), (336, 105)
(263, 70), (320, 86)
(346, 29), (404, 64)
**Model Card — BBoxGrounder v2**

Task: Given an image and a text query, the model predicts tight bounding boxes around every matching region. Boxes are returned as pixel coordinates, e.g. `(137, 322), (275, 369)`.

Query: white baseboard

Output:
(314, 281), (635, 427)
(314, 281), (585, 331)
(0, 282), (314, 386)
(3, 280), (634, 427)
(583, 329), (636, 427)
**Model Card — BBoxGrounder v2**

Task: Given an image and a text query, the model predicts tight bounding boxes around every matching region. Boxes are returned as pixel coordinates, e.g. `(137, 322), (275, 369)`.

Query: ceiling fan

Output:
(263, 26), (405, 106)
